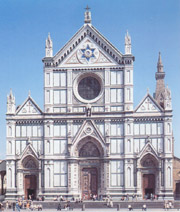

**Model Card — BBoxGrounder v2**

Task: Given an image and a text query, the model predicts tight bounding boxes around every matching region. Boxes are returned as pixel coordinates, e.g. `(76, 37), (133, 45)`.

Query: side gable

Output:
(16, 96), (43, 115)
(135, 93), (163, 113)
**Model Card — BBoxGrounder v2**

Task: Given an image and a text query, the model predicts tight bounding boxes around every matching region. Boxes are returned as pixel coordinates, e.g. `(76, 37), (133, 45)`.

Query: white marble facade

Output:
(6, 9), (173, 200)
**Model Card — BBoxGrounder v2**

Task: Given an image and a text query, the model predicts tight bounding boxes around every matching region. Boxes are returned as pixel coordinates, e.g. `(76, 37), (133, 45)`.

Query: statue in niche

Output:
(79, 142), (100, 157)
(86, 104), (91, 117)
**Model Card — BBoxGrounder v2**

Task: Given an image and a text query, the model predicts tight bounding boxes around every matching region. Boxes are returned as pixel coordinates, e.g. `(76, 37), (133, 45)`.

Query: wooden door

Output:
(81, 168), (98, 200)
(24, 175), (37, 200)
(175, 183), (180, 199)
(143, 174), (155, 199)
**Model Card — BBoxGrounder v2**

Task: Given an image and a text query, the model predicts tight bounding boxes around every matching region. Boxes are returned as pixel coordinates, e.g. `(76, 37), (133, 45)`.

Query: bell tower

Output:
(154, 52), (172, 110)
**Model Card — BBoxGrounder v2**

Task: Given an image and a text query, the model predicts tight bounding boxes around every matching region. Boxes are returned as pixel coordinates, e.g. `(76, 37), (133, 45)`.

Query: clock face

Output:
(78, 76), (101, 100)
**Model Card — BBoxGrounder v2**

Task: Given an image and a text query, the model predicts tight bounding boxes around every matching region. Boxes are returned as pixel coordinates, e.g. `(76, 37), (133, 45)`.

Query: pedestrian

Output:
(109, 199), (113, 208)
(128, 204), (133, 211)
(0, 203), (2, 212)
(166, 202), (170, 211)
(142, 204), (147, 211)
(57, 203), (61, 211)
(16, 201), (20, 212)
(26, 201), (30, 211)
(12, 202), (16, 211)
(132, 193), (135, 201)
(107, 197), (110, 207)
(6, 201), (9, 210)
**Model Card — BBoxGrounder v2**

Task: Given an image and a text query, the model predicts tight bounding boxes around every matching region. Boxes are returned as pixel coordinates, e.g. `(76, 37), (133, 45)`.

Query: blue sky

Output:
(0, 0), (180, 159)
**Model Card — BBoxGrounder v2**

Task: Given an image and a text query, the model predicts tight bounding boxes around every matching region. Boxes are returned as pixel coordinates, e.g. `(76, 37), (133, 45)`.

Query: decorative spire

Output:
(9, 88), (13, 99)
(84, 5), (91, 24)
(156, 52), (165, 80)
(125, 30), (131, 54)
(7, 89), (16, 114)
(157, 52), (163, 73)
(45, 33), (53, 57)
(147, 88), (149, 94)
(28, 90), (31, 97)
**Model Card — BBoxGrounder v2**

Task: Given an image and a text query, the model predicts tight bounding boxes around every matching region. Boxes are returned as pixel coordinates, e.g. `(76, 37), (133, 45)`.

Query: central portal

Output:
(24, 175), (37, 200)
(81, 167), (98, 200)
(143, 174), (155, 199)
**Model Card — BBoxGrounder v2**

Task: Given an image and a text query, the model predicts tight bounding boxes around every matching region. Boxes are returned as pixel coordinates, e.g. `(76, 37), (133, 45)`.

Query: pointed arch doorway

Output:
(140, 153), (159, 199)
(77, 137), (104, 200)
(22, 155), (39, 200)
(24, 175), (37, 200)
(143, 174), (155, 199)
(81, 167), (98, 200)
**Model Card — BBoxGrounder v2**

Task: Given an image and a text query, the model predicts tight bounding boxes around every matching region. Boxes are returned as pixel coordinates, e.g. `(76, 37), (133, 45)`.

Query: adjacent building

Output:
(6, 8), (174, 200)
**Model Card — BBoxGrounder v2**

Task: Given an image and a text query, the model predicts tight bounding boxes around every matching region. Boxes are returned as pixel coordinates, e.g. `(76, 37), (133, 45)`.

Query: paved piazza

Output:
(2, 209), (180, 212)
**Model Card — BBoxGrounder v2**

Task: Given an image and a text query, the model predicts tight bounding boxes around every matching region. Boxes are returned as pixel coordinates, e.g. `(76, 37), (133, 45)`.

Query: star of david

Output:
(81, 45), (96, 61)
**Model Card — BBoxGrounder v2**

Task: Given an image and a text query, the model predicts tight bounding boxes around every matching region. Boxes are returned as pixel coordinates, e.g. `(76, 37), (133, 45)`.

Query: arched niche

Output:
(22, 156), (38, 169)
(140, 153), (159, 168)
(76, 136), (104, 157)
(79, 141), (100, 157)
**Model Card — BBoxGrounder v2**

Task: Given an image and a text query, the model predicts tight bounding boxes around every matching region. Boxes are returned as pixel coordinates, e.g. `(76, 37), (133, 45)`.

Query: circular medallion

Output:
(77, 42), (99, 64)
(85, 127), (92, 134)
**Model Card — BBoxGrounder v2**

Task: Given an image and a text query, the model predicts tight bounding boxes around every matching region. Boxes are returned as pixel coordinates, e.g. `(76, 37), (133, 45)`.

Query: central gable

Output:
(51, 24), (126, 68)
(61, 38), (116, 67)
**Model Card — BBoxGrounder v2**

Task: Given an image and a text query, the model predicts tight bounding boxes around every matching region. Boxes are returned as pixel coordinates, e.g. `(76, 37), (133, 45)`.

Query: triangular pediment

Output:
(138, 142), (158, 160)
(135, 93), (163, 113)
(62, 38), (115, 66)
(20, 143), (38, 160)
(44, 24), (132, 67)
(72, 120), (105, 145)
(16, 96), (43, 115)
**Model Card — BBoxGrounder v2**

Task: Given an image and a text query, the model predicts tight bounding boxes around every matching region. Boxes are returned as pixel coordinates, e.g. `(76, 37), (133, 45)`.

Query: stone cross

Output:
(145, 98), (152, 110)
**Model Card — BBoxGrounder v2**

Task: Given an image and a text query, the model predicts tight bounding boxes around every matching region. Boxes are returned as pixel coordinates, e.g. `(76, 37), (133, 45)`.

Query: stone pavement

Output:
(2, 209), (180, 212)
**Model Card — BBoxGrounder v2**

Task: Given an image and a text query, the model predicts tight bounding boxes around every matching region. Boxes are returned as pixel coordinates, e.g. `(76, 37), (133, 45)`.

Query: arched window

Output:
(47, 140), (50, 154)
(167, 167), (172, 186)
(8, 168), (12, 188)
(127, 167), (131, 187)
(167, 123), (171, 133)
(127, 124), (131, 134)
(8, 141), (12, 154)
(47, 168), (51, 187)
(47, 125), (50, 136)
(168, 139), (171, 152)
(127, 139), (131, 152)
(8, 126), (12, 136)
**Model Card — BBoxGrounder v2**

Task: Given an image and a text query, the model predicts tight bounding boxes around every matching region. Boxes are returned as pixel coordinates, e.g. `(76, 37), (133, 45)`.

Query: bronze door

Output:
(24, 175), (37, 200)
(81, 168), (98, 200)
(143, 174), (155, 199)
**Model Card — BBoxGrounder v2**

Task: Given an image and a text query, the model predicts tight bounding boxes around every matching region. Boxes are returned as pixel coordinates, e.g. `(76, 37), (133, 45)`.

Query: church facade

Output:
(6, 9), (174, 200)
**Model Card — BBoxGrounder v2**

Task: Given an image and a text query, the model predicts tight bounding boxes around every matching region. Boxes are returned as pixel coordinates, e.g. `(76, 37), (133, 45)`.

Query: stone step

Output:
(4, 201), (179, 210)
